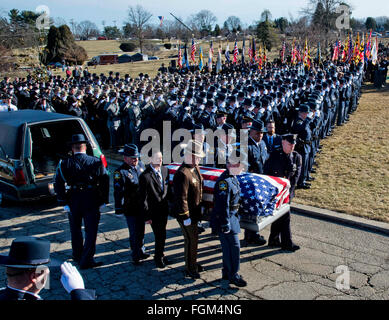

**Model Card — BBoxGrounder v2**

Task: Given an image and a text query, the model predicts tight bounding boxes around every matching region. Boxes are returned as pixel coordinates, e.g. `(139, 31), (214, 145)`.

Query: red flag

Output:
(233, 41), (238, 64)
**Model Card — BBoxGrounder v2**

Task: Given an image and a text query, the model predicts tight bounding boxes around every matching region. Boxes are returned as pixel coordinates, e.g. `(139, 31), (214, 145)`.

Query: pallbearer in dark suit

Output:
(139, 151), (171, 269)
(264, 134), (302, 252)
(262, 120), (282, 154)
(54, 134), (109, 270)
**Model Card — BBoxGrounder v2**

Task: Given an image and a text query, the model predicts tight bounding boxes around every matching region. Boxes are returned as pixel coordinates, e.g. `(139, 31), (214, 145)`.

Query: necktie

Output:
(157, 170), (163, 190)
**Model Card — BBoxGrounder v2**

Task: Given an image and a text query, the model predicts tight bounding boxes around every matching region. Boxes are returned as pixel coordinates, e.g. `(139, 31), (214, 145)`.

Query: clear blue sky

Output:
(1, 0), (388, 29)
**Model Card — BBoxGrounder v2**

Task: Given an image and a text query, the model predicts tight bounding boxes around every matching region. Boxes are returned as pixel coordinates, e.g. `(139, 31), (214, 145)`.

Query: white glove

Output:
(60, 262), (85, 293)
(64, 205), (70, 213)
(315, 110), (321, 117)
(183, 218), (191, 226)
(307, 112), (314, 119)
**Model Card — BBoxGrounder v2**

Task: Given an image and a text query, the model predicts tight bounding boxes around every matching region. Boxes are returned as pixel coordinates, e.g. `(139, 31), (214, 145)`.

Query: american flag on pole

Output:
(178, 42), (182, 69)
(158, 16), (164, 27)
(233, 41), (238, 64)
(166, 164), (290, 217)
(191, 38), (196, 63)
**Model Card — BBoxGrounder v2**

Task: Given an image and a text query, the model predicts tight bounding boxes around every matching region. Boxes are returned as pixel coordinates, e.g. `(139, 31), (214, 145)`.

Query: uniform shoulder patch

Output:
(218, 180), (228, 191)
(114, 171), (121, 180)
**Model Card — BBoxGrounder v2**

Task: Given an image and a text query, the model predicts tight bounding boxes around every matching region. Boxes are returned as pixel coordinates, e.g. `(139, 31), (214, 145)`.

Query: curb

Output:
(291, 203), (389, 236)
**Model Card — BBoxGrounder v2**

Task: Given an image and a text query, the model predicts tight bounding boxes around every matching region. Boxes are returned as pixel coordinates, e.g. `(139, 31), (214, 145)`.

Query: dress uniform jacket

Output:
(247, 137), (268, 174)
(172, 163), (203, 223)
(0, 287), (96, 301)
(113, 162), (145, 216)
(54, 152), (109, 267)
(54, 153), (109, 208)
(291, 116), (312, 155)
(264, 149), (302, 199)
(210, 170), (241, 234)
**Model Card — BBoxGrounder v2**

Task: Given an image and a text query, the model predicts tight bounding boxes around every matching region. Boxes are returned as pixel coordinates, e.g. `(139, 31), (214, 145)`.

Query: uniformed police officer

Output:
(210, 148), (248, 287)
(264, 134), (302, 252)
(245, 119), (268, 246)
(291, 104), (312, 189)
(172, 140), (204, 279)
(54, 134), (109, 269)
(113, 144), (150, 265)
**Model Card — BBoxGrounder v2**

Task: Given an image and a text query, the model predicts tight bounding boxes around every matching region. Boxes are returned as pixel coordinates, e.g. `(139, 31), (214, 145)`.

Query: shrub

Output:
(119, 42), (137, 52)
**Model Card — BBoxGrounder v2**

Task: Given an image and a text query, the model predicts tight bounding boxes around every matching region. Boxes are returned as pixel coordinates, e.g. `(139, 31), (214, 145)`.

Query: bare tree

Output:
(224, 16), (242, 32)
(53, 17), (67, 27)
(260, 9), (272, 22)
(127, 5), (153, 53)
(77, 20), (100, 40)
(189, 10), (217, 37)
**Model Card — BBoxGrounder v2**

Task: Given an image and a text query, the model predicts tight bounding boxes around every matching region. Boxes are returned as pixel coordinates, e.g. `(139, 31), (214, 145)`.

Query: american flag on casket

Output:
(166, 164), (290, 218)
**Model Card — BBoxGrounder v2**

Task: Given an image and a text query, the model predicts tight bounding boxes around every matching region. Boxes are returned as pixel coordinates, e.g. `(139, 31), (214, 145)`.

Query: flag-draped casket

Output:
(166, 164), (291, 230)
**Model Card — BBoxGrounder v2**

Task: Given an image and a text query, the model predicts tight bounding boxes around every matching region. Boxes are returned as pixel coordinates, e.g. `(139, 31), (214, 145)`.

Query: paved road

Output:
(0, 192), (388, 300)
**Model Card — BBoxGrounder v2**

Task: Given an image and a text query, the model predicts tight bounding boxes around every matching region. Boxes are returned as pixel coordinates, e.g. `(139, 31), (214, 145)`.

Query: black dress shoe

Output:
(281, 244), (300, 252)
(80, 261), (103, 270)
(139, 252), (151, 260)
(132, 259), (142, 266)
(185, 270), (200, 279)
(162, 256), (171, 265)
(246, 235), (267, 246)
(310, 168), (317, 173)
(222, 274), (229, 280)
(197, 263), (204, 272)
(229, 276), (247, 287)
(154, 258), (165, 269)
(268, 239), (282, 247)
(307, 176), (315, 181)
(198, 226), (206, 234)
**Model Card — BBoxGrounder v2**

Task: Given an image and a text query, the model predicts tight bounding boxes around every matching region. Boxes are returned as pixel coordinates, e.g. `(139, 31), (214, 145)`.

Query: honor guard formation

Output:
(0, 42), (387, 293)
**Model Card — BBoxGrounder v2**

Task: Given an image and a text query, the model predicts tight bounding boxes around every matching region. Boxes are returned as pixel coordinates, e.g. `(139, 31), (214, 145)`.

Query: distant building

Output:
(131, 53), (148, 62)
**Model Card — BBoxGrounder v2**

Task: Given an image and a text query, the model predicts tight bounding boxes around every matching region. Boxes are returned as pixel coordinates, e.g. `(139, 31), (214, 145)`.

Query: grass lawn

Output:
(294, 82), (389, 223)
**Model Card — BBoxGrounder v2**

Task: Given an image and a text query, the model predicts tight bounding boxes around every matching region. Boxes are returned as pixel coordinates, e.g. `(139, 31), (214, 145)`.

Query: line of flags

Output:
(176, 31), (379, 72)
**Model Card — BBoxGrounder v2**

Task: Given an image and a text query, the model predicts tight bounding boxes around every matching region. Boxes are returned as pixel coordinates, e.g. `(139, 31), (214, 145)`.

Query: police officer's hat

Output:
(243, 98), (252, 106)
(249, 119), (267, 133)
(217, 93), (226, 101)
(221, 123), (236, 137)
(190, 123), (206, 135)
(205, 100), (214, 108)
(0, 236), (61, 268)
(119, 144), (140, 158)
(241, 113), (254, 123)
(299, 104), (310, 113)
(216, 108), (228, 117)
(68, 134), (88, 145)
(282, 134), (298, 145)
